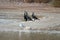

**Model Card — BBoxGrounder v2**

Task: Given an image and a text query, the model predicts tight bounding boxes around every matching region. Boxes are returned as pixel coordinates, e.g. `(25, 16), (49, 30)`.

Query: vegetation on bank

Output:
(52, 0), (60, 7)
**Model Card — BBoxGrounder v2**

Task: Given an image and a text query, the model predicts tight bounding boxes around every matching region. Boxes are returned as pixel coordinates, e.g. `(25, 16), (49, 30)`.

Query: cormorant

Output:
(24, 11), (32, 21)
(32, 12), (38, 20)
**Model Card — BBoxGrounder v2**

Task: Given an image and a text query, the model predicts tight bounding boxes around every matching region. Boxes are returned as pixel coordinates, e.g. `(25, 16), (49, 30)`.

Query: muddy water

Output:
(20, 32), (60, 40)
(0, 31), (19, 40)
(0, 14), (60, 40)
(0, 30), (60, 40)
(19, 30), (60, 40)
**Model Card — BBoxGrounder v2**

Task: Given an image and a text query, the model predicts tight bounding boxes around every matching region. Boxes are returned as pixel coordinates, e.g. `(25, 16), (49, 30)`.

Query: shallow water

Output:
(0, 13), (60, 40)
(20, 31), (60, 40)
(0, 30), (60, 40)
(20, 30), (60, 34)
(0, 31), (19, 40)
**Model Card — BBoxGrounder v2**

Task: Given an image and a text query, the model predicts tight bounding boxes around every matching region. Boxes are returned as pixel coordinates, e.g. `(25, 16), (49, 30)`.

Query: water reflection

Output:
(0, 30), (60, 40)
(19, 30), (60, 40)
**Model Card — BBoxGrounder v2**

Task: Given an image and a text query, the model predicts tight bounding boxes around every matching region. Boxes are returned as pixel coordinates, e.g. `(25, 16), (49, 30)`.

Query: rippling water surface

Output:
(19, 30), (60, 40)
(0, 30), (60, 40)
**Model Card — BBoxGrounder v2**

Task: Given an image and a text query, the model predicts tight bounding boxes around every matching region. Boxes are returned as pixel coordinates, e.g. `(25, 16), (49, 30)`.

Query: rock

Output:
(24, 26), (31, 30)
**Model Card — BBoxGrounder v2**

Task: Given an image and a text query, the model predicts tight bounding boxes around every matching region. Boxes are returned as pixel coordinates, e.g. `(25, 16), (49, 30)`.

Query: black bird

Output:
(32, 12), (38, 20)
(24, 11), (32, 21)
